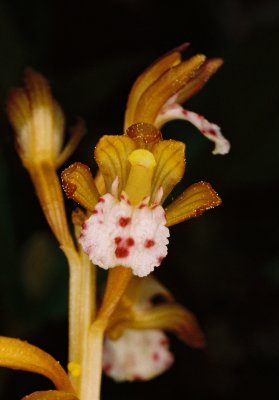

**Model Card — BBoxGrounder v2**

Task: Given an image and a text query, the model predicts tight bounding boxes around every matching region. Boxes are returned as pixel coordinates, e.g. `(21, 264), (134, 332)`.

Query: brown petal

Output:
(124, 276), (174, 306)
(124, 44), (189, 129)
(61, 162), (99, 211)
(131, 303), (205, 348)
(0, 336), (74, 393)
(165, 181), (221, 227)
(94, 135), (136, 194)
(94, 171), (106, 195)
(151, 140), (185, 203)
(126, 122), (162, 150)
(132, 54), (206, 125)
(176, 58), (224, 105)
(7, 69), (65, 166)
(21, 391), (79, 400)
(29, 163), (74, 248)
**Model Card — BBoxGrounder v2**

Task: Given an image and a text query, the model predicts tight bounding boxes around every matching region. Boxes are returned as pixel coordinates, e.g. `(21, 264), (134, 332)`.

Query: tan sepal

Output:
(61, 162), (99, 211)
(107, 276), (174, 339)
(176, 58), (224, 105)
(122, 276), (174, 307)
(71, 207), (88, 242)
(29, 163), (74, 248)
(7, 69), (65, 166)
(94, 135), (136, 195)
(151, 140), (185, 203)
(56, 119), (86, 168)
(130, 303), (205, 348)
(133, 54), (206, 125)
(165, 181), (222, 227)
(97, 266), (133, 324)
(126, 123), (162, 150)
(21, 391), (78, 400)
(95, 171), (106, 195)
(124, 44), (188, 129)
(0, 336), (75, 393)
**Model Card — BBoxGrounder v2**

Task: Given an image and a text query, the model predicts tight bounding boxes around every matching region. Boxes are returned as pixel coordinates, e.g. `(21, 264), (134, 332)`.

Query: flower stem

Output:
(65, 247), (96, 394)
(80, 266), (132, 400)
(80, 321), (105, 400)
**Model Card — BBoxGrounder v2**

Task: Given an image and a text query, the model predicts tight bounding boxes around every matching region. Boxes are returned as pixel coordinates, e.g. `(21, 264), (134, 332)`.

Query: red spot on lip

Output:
(157, 256), (164, 264)
(103, 363), (112, 373)
(119, 217), (131, 227)
(115, 247), (129, 258)
(182, 109), (188, 116)
(152, 352), (160, 361)
(126, 237), (135, 246)
(93, 209), (98, 214)
(139, 203), (146, 209)
(114, 236), (122, 245)
(145, 239), (155, 248)
(82, 222), (87, 229)
(160, 338), (169, 347)
(132, 374), (143, 381)
(98, 197), (105, 203)
(207, 128), (217, 137)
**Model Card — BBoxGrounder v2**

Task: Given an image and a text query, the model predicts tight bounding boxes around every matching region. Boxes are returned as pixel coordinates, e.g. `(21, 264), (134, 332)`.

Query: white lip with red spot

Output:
(79, 192), (169, 277)
(155, 96), (230, 155)
(102, 329), (174, 382)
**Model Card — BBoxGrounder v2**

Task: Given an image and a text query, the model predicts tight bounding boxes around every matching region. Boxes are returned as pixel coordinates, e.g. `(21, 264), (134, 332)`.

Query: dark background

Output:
(0, 0), (278, 399)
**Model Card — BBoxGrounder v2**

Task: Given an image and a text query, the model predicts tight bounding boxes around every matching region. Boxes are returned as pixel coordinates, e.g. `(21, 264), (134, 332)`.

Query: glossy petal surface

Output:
(165, 181), (221, 226)
(132, 54), (206, 125)
(94, 135), (136, 194)
(0, 336), (74, 393)
(21, 391), (78, 400)
(151, 140), (185, 203)
(61, 162), (99, 211)
(124, 45), (188, 129)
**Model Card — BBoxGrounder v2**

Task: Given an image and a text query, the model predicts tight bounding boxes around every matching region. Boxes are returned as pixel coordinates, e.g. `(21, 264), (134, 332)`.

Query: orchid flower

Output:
(62, 123), (221, 278)
(2, 45), (229, 400)
(102, 276), (205, 381)
(124, 43), (230, 155)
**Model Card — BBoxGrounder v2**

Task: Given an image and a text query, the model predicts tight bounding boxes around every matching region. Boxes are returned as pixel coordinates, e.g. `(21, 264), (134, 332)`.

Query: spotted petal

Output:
(103, 329), (174, 382)
(151, 139), (185, 203)
(61, 162), (99, 211)
(165, 181), (221, 227)
(94, 135), (136, 195)
(156, 104), (230, 155)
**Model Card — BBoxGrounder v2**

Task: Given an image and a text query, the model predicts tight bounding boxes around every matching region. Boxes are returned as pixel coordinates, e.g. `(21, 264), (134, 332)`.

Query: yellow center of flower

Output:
(124, 149), (156, 205)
